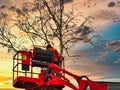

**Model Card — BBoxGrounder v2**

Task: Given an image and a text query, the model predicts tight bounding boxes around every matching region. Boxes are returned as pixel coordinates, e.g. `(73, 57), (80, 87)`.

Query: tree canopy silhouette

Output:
(0, 0), (94, 56)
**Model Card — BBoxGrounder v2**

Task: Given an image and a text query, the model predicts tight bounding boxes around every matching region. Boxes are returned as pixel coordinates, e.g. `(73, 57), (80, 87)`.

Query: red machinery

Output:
(13, 47), (109, 90)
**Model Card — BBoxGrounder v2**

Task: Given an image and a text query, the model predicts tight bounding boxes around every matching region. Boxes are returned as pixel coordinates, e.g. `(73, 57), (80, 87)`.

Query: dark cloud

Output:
(106, 40), (120, 52)
(0, 0), (34, 8)
(15, 8), (22, 14)
(22, 6), (28, 12)
(114, 58), (120, 64)
(106, 40), (120, 47)
(9, 6), (16, 11)
(32, 6), (37, 12)
(0, 5), (7, 9)
(0, 0), (35, 16)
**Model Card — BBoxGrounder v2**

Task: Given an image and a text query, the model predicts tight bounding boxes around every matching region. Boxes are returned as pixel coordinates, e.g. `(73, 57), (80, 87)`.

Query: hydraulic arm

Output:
(12, 47), (120, 90)
(37, 63), (108, 90)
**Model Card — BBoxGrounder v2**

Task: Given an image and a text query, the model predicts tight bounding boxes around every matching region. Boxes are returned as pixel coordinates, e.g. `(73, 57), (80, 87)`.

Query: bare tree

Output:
(0, 0), (95, 56)
(10, 0), (93, 56)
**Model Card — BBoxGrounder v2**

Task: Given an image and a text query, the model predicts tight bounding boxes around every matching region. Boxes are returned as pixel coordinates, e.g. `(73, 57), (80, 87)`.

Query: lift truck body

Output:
(12, 47), (119, 90)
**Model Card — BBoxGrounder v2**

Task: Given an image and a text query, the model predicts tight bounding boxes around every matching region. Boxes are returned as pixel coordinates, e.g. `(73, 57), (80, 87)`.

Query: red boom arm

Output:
(37, 63), (108, 90)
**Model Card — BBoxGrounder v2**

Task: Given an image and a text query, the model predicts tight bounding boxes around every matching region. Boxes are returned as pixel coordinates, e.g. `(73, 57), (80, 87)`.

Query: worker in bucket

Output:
(46, 44), (64, 66)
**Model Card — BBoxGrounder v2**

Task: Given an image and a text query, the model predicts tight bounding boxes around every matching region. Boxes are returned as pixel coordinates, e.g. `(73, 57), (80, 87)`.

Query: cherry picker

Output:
(12, 46), (119, 90)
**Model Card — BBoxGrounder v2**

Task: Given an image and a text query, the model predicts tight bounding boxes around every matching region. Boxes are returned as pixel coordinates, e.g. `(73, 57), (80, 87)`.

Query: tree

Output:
(10, 0), (93, 56)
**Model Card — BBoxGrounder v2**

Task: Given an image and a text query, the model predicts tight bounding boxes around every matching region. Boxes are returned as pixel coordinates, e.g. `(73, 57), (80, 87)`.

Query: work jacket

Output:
(47, 48), (61, 59)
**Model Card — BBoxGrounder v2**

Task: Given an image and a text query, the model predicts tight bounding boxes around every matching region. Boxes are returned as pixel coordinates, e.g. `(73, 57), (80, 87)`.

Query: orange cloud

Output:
(0, 76), (11, 82)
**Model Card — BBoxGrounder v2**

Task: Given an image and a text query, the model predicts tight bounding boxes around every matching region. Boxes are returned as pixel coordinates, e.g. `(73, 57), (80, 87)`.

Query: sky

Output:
(0, 0), (120, 90)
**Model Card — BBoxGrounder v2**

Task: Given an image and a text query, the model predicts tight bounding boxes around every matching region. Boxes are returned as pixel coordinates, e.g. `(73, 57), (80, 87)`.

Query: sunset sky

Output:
(0, 0), (120, 90)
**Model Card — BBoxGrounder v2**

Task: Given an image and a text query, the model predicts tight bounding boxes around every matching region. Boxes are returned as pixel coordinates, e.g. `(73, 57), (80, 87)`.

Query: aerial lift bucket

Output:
(13, 51), (39, 89)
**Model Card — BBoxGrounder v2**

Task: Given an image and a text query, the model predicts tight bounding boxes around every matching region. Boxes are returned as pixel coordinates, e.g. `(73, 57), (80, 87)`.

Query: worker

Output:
(46, 44), (63, 66)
